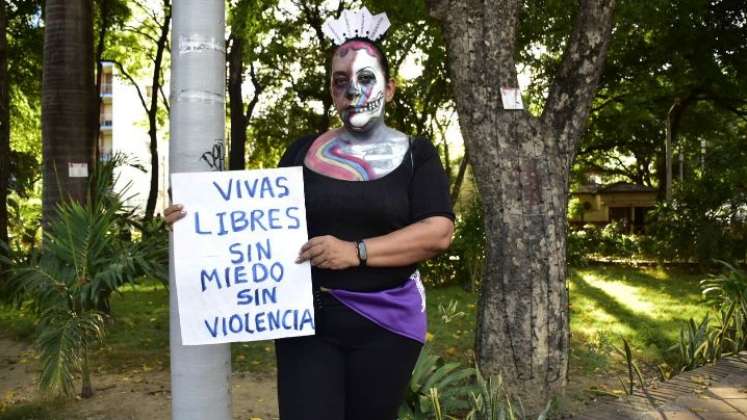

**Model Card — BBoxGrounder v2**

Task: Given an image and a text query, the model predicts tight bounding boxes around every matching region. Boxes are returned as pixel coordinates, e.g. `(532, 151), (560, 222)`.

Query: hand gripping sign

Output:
(171, 167), (315, 345)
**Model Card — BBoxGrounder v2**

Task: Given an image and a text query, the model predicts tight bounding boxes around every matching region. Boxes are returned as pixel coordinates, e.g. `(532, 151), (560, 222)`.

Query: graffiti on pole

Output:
(200, 139), (226, 171)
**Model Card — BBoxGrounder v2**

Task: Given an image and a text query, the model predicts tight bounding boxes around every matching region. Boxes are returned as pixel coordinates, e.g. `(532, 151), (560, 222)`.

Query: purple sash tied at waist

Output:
(327, 271), (427, 343)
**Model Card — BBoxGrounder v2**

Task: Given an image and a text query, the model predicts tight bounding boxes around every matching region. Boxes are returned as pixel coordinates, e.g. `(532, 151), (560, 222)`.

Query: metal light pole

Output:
(169, 1), (231, 419)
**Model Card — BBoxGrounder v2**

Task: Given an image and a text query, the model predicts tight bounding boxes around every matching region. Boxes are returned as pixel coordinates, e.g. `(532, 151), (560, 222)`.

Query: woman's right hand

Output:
(164, 204), (187, 227)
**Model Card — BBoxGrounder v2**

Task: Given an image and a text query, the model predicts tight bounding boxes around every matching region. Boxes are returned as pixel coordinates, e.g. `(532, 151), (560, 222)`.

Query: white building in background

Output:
(98, 61), (170, 216)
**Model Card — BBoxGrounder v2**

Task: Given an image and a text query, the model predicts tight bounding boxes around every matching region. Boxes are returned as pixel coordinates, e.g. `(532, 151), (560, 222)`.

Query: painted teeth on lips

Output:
(351, 97), (382, 113)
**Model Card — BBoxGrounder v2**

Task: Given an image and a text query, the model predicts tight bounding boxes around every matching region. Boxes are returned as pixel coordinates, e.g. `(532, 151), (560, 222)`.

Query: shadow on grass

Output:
(574, 265), (704, 301)
(571, 275), (680, 354)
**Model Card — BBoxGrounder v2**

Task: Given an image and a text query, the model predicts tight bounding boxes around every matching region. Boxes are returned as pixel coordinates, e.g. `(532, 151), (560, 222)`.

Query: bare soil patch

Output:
(0, 337), (279, 420)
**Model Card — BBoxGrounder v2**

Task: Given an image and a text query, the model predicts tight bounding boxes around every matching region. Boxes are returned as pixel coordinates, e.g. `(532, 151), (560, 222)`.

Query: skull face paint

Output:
(331, 41), (387, 133)
(304, 39), (408, 181)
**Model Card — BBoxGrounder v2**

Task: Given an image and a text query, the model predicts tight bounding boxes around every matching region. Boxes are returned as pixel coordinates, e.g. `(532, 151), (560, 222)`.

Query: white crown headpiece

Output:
(322, 7), (391, 46)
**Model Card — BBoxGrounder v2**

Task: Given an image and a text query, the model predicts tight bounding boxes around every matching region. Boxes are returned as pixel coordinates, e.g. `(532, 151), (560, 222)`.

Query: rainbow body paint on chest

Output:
(305, 130), (375, 181)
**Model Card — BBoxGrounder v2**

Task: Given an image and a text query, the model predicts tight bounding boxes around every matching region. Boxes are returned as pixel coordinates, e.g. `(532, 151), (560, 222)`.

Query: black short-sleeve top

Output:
(278, 134), (455, 292)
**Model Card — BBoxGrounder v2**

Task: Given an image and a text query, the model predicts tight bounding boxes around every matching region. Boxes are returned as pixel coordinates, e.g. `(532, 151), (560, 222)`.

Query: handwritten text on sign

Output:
(171, 168), (314, 345)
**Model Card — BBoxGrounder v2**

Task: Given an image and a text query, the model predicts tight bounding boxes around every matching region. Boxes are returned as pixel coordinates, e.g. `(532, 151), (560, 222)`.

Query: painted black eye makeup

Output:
(357, 72), (376, 85)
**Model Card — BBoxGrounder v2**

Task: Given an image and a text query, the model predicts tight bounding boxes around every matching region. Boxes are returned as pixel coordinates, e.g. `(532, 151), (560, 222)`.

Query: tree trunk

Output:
(92, 0), (110, 178)
(42, 0), (95, 225)
(450, 150), (469, 204)
(227, 34), (247, 170)
(80, 345), (93, 398)
(664, 96), (691, 201)
(169, 1), (231, 419)
(427, 0), (615, 410)
(298, 1), (332, 134)
(227, 23), (262, 171)
(144, 0), (171, 221)
(665, 104), (673, 201)
(0, 0), (9, 257)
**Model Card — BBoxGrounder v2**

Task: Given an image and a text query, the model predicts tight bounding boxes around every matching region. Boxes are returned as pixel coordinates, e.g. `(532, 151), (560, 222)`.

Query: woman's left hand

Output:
(296, 235), (359, 270)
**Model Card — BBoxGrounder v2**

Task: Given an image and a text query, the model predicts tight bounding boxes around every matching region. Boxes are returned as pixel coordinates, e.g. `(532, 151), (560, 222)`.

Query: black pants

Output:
(275, 292), (423, 420)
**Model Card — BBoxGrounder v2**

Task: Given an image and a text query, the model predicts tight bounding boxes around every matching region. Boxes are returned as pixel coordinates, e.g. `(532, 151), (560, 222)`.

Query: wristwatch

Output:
(356, 240), (368, 267)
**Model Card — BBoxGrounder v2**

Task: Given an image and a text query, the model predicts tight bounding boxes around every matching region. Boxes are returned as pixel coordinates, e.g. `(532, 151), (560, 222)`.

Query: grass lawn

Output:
(85, 281), (276, 375)
(0, 265), (714, 406)
(569, 265), (710, 376)
(99, 281), (477, 374)
(424, 265), (712, 378)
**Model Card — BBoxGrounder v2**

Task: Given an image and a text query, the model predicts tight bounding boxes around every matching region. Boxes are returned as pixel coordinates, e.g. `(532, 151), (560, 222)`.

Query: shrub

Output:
(567, 227), (595, 265)
(464, 371), (553, 420)
(646, 196), (747, 265)
(399, 347), (476, 419)
(612, 338), (646, 394)
(6, 191), (42, 259)
(399, 348), (554, 420)
(7, 158), (167, 398)
(420, 195), (485, 290)
(567, 223), (652, 262)
(701, 262), (747, 317)
(669, 263), (747, 372)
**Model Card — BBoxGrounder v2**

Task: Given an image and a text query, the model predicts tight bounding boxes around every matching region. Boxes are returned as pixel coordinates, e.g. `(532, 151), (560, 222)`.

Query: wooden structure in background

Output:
(571, 182), (658, 233)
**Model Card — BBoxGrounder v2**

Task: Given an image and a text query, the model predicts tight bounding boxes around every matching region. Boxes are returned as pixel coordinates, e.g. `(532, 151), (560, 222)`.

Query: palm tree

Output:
(41, 0), (96, 226)
(10, 157), (167, 398)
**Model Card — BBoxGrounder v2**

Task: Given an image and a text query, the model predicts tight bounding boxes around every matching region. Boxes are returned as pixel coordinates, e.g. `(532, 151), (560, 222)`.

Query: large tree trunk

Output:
(427, 0), (615, 410)
(42, 0), (95, 225)
(0, 0), (9, 256)
(144, 0), (171, 221)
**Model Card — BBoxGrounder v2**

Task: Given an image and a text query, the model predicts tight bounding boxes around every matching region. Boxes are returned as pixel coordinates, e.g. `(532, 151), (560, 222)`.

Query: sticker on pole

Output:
(171, 167), (315, 345)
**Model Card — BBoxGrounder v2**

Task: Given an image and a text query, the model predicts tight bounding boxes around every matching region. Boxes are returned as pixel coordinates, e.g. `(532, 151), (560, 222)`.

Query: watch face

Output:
(358, 240), (367, 260)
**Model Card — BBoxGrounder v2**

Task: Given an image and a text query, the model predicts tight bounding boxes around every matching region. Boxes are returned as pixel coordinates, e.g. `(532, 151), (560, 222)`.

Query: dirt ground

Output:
(2, 335), (627, 419)
(0, 338), (280, 420)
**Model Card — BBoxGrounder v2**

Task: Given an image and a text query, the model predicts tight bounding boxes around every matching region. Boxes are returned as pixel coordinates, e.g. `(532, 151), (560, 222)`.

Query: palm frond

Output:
(36, 309), (105, 396)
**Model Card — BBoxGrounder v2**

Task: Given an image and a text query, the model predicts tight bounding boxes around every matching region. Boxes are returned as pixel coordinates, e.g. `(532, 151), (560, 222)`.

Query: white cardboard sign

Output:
(171, 167), (315, 346)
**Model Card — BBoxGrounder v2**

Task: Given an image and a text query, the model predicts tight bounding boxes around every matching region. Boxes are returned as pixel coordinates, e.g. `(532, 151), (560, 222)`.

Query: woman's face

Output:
(330, 42), (393, 133)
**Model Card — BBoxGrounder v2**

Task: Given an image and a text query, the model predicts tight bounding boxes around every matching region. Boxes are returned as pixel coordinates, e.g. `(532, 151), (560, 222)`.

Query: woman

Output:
(165, 11), (454, 420)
